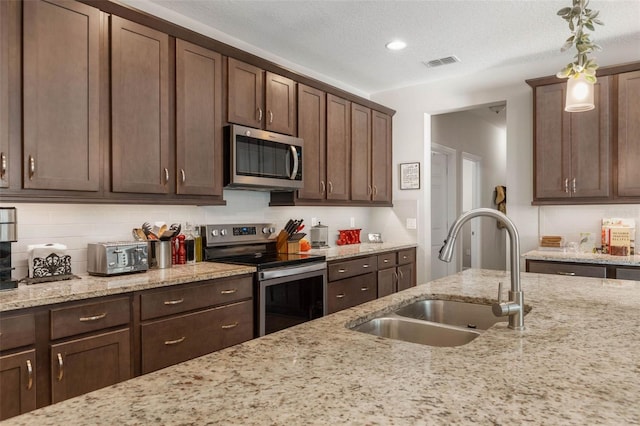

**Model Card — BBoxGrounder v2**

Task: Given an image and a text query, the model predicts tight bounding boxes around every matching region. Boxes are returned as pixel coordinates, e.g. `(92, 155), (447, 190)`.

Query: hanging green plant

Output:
(556, 0), (604, 83)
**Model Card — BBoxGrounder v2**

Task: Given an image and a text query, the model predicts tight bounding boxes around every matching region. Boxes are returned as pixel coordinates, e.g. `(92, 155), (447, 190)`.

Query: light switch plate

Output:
(406, 218), (417, 229)
(350, 217), (355, 228)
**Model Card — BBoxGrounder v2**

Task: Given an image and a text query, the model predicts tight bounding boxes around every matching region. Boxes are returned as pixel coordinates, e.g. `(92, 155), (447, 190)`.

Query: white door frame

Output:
(431, 143), (457, 278)
(462, 152), (482, 269)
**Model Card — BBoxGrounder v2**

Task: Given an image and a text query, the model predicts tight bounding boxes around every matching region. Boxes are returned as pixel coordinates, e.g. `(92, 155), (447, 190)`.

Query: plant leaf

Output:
(557, 7), (572, 15)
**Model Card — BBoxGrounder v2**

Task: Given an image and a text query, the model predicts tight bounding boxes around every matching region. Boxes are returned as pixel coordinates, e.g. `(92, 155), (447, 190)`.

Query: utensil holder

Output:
(276, 230), (300, 254)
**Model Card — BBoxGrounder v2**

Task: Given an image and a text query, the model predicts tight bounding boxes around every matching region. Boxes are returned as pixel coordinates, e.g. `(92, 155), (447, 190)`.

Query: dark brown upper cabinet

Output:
(175, 39), (223, 196)
(616, 70), (640, 198)
(326, 94), (351, 201)
(227, 57), (296, 135)
(22, 0), (100, 191)
(532, 77), (610, 202)
(0, 0), (9, 189)
(371, 111), (392, 203)
(297, 84), (326, 201)
(111, 16), (170, 194)
(351, 103), (372, 201)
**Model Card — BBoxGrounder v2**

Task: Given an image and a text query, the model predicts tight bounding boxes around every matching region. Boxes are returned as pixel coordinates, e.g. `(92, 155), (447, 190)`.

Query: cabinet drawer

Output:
(51, 297), (130, 340)
(615, 267), (640, 281)
(398, 248), (416, 265)
(328, 256), (376, 281)
(140, 276), (252, 321)
(327, 272), (376, 314)
(377, 252), (397, 269)
(526, 260), (607, 278)
(0, 313), (35, 351)
(141, 300), (253, 374)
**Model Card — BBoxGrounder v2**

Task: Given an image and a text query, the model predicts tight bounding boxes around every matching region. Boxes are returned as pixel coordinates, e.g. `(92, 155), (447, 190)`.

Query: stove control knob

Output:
(262, 227), (274, 235)
(211, 229), (219, 237)
(220, 229), (228, 236)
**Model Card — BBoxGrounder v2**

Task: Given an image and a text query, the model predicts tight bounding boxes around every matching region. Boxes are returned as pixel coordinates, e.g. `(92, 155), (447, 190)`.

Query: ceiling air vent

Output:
(423, 55), (460, 68)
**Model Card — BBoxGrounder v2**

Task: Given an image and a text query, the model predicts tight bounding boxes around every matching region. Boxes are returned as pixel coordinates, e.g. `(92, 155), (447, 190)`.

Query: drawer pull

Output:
(556, 271), (576, 276)
(362, 264), (370, 268)
(336, 294), (346, 299)
(398, 270), (404, 279)
(220, 289), (237, 295)
(360, 287), (369, 291)
(383, 259), (389, 263)
(164, 298), (184, 305)
(338, 269), (346, 273)
(221, 322), (239, 329)
(57, 353), (64, 381)
(26, 359), (33, 390)
(403, 256), (408, 260)
(164, 336), (186, 345)
(79, 312), (107, 322)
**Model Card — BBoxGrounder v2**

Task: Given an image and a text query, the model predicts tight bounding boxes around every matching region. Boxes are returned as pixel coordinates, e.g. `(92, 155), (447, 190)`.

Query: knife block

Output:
(276, 230), (300, 254)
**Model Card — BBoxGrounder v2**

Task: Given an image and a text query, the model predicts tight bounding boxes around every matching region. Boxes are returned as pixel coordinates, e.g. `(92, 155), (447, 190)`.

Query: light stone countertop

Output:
(524, 249), (640, 266)
(6, 269), (639, 425)
(0, 242), (416, 312)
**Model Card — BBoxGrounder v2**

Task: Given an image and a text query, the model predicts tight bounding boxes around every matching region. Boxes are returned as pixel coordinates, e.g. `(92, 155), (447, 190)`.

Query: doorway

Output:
(462, 153), (481, 269)
(430, 144), (456, 280)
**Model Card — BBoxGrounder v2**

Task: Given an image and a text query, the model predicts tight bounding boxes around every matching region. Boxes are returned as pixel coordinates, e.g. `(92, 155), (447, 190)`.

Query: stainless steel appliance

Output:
(202, 223), (326, 337)
(225, 124), (304, 191)
(0, 207), (18, 290)
(87, 242), (149, 276)
(310, 222), (329, 248)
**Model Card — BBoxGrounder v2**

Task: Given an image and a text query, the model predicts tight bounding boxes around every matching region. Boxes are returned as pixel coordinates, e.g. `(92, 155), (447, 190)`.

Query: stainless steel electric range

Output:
(201, 223), (327, 337)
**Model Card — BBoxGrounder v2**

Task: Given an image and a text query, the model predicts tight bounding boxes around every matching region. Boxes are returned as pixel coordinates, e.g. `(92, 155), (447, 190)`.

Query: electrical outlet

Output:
(406, 218), (417, 229)
(350, 217), (355, 228)
(311, 217), (318, 226)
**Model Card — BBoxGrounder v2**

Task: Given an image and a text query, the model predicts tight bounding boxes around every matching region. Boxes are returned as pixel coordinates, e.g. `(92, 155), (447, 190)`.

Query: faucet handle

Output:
(496, 281), (504, 303)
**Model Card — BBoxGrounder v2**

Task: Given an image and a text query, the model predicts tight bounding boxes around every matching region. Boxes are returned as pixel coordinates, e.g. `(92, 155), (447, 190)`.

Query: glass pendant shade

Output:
(565, 74), (595, 112)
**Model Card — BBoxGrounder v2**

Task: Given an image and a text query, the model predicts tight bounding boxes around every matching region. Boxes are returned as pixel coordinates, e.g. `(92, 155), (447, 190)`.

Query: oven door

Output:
(257, 262), (327, 337)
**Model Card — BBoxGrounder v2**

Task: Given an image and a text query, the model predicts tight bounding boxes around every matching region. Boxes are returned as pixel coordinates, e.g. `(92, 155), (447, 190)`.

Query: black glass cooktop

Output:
(216, 252), (325, 270)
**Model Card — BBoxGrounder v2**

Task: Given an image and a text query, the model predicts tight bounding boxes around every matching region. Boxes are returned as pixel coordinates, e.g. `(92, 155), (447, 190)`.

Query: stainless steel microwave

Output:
(225, 124), (303, 191)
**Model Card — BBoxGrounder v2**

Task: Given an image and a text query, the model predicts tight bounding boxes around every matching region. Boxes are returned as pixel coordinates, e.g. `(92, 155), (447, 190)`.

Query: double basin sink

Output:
(352, 299), (513, 347)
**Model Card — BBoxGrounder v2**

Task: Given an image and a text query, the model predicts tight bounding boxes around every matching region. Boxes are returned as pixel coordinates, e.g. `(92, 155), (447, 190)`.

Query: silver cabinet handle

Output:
(164, 168), (169, 183)
(383, 259), (389, 263)
(0, 152), (6, 179)
(269, 110), (273, 124)
(79, 312), (107, 322)
(220, 289), (237, 294)
(26, 359), (33, 390)
(257, 107), (263, 122)
(398, 270), (404, 279)
(556, 271), (576, 276)
(335, 294), (345, 299)
(164, 298), (184, 305)
(164, 336), (186, 345)
(289, 146), (299, 180)
(321, 181), (326, 194)
(221, 322), (238, 329)
(180, 168), (186, 183)
(373, 185), (378, 197)
(572, 178), (576, 193)
(328, 181), (333, 194)
(362, 264), (370, 268)
(29, 156), (35, 179)
(338, 268), (346, 273)
(360, 287), (369, 292)
(393, 271), (398, 284)
(367, 185), (372, 195)
(402, 255), (408, 260)
(564, 178), (569, 193)
(57, 353), (64, 381)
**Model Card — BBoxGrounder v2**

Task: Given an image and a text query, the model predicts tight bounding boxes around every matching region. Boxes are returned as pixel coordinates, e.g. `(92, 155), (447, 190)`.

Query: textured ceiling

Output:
(128, 0), (640, 95)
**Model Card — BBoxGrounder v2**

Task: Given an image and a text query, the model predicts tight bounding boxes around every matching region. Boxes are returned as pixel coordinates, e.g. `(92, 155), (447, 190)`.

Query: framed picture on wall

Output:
(399, 162), (420, 190)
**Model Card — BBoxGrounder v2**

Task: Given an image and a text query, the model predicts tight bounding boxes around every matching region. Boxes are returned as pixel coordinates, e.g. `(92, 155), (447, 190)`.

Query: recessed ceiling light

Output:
(385, 40), (406, 51)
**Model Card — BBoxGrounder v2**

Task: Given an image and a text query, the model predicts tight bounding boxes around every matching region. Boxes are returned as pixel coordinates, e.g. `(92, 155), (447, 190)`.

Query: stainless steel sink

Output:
(351, 299), (515, 347)
(352, 316), (480, 347)
(394, 299), (506, 330)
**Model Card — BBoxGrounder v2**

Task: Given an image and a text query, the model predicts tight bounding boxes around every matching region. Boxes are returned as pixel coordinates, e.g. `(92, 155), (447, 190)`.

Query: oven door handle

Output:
(259, 262), (327, 281)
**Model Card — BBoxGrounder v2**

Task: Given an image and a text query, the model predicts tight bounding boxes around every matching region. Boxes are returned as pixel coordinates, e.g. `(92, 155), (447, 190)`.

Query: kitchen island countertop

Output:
(524, 249), (640, 266)
(307, 241), (417, 260)
(6, 269), (639, 425)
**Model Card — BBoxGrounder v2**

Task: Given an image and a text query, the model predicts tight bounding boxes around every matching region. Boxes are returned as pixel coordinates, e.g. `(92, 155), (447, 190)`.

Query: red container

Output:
(337, 229), (361, 245)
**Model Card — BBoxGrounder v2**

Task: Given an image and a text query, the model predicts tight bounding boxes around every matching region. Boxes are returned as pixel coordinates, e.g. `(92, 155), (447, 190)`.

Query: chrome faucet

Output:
(438, 208), (525, 330)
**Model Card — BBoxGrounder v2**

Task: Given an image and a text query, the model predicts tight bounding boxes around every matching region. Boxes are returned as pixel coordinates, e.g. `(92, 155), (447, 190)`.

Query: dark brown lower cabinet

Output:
(397, 262), (416, 292)
(327, 272), (377, 314)
(50, 328), (131, 404)
(0, 349), (36, 420)
(377, 268), (396, 298)
(141, 300), (253, 374)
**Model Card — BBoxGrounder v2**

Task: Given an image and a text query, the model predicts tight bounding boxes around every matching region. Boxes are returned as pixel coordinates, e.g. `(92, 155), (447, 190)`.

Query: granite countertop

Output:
(0, 263), (255, 312)
(6, 269), (639, 425)
(0, 242), (416, 312)
(524, 249), (640, 266)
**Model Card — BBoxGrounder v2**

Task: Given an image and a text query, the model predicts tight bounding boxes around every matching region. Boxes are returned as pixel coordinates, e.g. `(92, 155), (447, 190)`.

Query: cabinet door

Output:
(570, 76), (610, 198)
(227, 57), (264, 128)
(326, 94), (350, 200)
(176, 39), (223, 196)
(351, 103), (372, 201)
(50, 328), (131, 404)
(297, 84), (326, 200)
(397, 263), (416, 292)
(617, 70), (640, 197)
(22, 0), (100, 191)
(111, 16), (169, 194)
(371, 111), (392, 203)
(0, 350), (36, 420)
(534, 83), (572, 199)
(327, 272), (376, 314)
(0, 0), (9, 188)
(377, 268), (395, 298)
(266, 72), (295, 135)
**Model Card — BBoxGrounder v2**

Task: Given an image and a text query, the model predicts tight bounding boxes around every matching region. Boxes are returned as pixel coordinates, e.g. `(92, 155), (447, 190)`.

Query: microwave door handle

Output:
(289, 145), (299, 180)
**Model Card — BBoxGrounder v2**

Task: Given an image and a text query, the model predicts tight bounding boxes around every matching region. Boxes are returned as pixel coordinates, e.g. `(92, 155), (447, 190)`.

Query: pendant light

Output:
(556, 0), (603, 112)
